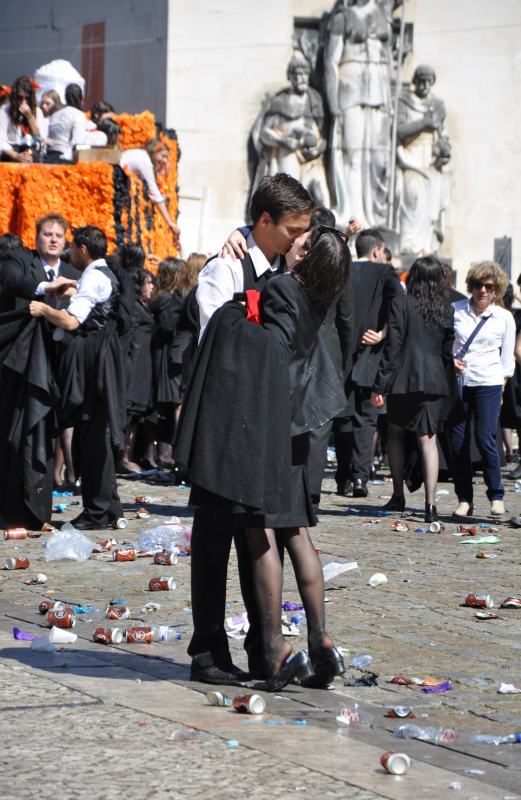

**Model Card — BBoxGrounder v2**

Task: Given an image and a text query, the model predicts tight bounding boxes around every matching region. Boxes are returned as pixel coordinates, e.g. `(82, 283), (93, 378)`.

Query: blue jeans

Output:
(450, 385), (503, 502)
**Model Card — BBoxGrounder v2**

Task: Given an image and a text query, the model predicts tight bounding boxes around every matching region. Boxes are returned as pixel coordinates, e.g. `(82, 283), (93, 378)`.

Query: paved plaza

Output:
(1, 462), (520, 800)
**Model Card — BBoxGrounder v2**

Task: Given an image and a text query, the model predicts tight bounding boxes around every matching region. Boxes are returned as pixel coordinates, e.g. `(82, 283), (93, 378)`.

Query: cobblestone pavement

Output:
(0, 461), (520, 800)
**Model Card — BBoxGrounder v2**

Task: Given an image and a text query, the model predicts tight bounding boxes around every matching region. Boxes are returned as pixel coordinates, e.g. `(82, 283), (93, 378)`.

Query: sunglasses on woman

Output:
(473, 280), (495, 291)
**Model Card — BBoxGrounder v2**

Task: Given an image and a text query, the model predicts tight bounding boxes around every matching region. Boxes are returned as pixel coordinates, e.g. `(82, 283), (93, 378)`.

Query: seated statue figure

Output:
(249, 51), (329, 206)
(397, 64), (451, 255)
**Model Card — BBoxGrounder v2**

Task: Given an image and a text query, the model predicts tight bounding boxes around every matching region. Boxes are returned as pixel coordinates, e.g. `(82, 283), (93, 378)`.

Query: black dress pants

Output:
(187, 508), (262, 671)
(334, 386), (378, 485)
(76, 411), (123, 524)
(307, 420), (334, 507)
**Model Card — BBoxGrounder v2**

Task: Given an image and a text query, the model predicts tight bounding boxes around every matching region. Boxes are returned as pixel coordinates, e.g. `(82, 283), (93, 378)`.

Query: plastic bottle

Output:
(395, 723), (457, 744)
(470, 732), (521, 746)
(351, 653), (373, 670)
(151, 625), (183, 643)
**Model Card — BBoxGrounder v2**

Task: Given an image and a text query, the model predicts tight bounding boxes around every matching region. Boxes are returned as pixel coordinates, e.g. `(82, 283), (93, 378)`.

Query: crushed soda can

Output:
(41, 522), (56, 532)
(126, 626), (153, 643)
(47, 607), (76, 629)
(38, 599), (64, 615)
(24, 574), (47, 585)
(500, 596), (521, 609)
(428, 521), (445, 533)
(153, 551), (178, 566)
(476, 552), (496, 559)
(93, 627), (123, 644)
(93, 538), (117, 553)
(112, 548), (137, 562)
(207, 691), (232, 707)
(4, 556), (30, 570)
(465, 593), (494, 609)
(135, 496), (162, 505)
(380, 752), (411, 775)
(391, 521), (409, 532)
(106, 604), (130, 620)
(457, 525), (477, 535)
(388, 675), (422, 685)
(232, 694), (265, 715)
(4, 528), (27, 540)
(135, 507), (150, 519)
(474, 610), (499, 620)
(385, 707), (415, 719)
(148, 576), (176, 591)
(112, 518), (127, 530)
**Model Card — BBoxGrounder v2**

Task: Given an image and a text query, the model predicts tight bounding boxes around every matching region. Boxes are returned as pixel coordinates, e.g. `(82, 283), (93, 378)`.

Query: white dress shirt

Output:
(0, 104), (48, 154)
(120, 149), (165, 204)
(47, 106), (88, 160)
(452, 299), (516, 386)
(67, 259), (112, 324)
(35, 258), (63, 296)
(196, 232), (282, 340)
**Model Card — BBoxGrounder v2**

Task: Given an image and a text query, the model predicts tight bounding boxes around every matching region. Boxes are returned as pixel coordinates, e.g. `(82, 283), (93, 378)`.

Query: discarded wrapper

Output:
(476, 552), (497, 559)
(336, 707), (360, 725)
(391, 521), (408, 532)
(135, 507), (151, 519)
(457, 525), (477, 535)
(388, 675), (422, 686)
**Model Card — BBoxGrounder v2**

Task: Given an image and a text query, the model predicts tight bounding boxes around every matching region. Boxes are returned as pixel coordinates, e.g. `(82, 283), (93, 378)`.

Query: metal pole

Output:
(387, 0), (407, 230)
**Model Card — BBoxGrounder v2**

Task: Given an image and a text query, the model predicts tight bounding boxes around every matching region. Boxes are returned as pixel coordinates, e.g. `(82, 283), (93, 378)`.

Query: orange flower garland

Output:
(113, 111), (157, 150)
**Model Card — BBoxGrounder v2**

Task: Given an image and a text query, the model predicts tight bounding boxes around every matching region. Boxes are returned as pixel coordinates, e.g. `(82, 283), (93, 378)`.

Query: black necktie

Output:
(47, 269), (55, 282)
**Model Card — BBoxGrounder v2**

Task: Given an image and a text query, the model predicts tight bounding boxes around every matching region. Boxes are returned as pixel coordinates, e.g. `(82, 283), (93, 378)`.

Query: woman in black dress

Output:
(371, 256), (455, 522)
(176, 227), (351, 689)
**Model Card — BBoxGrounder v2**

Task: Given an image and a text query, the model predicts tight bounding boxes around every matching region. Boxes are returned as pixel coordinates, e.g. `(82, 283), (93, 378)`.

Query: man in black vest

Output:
(29, 226), (125, 530)
(334, 228), (402, 497)
(187, 174), (313, 684)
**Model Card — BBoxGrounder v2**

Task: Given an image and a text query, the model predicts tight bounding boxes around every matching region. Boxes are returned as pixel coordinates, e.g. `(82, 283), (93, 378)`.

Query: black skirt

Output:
(387, 393), (445, 436)
(189, 433), (316, 529)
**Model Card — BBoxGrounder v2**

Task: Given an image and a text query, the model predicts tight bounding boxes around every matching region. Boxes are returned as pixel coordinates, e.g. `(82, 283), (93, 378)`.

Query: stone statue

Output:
(396, 64), (451, 255)
(250, 51), (330, 206)
(324, 0), (401, 228)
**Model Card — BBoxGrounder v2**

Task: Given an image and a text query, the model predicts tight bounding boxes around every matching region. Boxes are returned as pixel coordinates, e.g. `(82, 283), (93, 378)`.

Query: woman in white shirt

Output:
(451, 261), (516, 518)
(0, 76), (47, 162)
(41, 84), (87, 162)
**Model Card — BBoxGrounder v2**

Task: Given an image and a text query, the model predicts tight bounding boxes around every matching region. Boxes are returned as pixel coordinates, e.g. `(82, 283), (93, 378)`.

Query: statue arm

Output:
(397, 100), (437, 145)
(258, 111), (299, 152)
(324, 13), (345, 116)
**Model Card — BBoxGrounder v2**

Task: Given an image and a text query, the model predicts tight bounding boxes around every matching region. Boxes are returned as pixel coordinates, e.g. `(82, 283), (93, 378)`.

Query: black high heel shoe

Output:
(252, 650), (313, 693)
(382, 494), (405, 512)
(300, 647), (346, 689)
(425, 504), (439, 523)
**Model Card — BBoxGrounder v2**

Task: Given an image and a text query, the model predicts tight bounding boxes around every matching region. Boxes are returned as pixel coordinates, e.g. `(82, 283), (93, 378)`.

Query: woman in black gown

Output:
(371, 256), (455, 522)
(176, 227), (351, 689)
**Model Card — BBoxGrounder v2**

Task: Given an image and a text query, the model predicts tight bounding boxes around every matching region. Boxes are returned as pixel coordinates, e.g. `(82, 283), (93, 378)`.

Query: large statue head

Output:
(412, 65), (436, 99)
(287, 51), (311, 95)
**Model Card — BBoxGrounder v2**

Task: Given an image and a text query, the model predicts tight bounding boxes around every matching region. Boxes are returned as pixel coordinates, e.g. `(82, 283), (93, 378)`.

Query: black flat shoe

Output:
(252, 650), (313, 693)
(382, 494), (405, 512)
(425, 504), (439, 523)
(352, 479), (368, 498)
(300, 646), (346, 689)
(190, 658), (249, 686)
(69, 513), (113, 531)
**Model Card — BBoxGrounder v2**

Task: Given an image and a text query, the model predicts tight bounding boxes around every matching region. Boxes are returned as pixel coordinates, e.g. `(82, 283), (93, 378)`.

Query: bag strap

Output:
(456, 313), (491, 359)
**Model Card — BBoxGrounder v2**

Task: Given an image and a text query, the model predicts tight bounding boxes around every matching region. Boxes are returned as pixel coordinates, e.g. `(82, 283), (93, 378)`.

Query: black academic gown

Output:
(175, 273), (346, 521)
(150, 289), (185, 406)
(127, 299), (155, 423)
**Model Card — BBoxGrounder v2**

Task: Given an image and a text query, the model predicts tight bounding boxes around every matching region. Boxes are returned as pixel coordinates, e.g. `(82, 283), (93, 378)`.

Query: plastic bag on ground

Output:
(44, 523), (95, 562)
(137, 523), (192, 553)
(322, 561), (358, 582)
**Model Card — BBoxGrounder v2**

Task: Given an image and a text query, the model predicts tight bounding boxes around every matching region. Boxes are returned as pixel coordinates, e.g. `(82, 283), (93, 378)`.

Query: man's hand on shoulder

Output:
(43, 277), (77, 296)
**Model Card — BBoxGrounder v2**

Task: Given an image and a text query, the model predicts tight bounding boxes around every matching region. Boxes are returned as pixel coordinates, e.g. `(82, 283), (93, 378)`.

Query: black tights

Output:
(387, 423), (439, 505)
(245, 525), (332, 675)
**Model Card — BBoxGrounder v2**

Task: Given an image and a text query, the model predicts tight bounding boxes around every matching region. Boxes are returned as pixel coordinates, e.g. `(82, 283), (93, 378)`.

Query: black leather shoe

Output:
(352, 479), (368, 498)
(69, 513), (112, 531)
(508, 464), (521, 479)
(252, 650), (313, 693)
(300, 647), (346, 689)
(336, 479), (352, 497)
(425, 504), (439, 523)
(382, 494), (405, 512)
(190, 661), (249, 686)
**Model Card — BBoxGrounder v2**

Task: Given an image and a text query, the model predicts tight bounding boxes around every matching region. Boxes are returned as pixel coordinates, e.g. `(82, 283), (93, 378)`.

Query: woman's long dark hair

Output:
(9, 76), (37, 126)
(292, 226), (351, 306)
(65, 83), (83, 110)
(406, 256), (451, 326)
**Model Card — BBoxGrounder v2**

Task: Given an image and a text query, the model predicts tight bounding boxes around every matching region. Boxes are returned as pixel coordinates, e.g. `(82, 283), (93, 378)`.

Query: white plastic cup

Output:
(368, 573), (388, 587)
(48, 626), (78, 644)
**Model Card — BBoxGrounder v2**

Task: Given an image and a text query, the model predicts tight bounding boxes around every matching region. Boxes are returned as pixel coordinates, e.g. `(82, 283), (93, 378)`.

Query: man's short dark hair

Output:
(310, 205), (336, 228)
(249, 173), (313, 225)
(73, 226), (107, 259)
(0, 233), (23, 259)
(36, 213), (68, 235)
(355, 228), (385, 258)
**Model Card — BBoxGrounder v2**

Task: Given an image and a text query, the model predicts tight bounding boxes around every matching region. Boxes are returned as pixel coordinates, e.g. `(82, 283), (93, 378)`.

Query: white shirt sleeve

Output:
(196, 257), (240, 339)
(67, 269), (112, 324)
(36, 107), (48, 140)
(501, 311), (516, 379)
(0, 105), (13, 154)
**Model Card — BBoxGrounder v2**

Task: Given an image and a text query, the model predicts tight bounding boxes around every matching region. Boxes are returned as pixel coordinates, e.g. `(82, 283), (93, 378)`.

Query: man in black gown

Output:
(181, 174), (313, 683)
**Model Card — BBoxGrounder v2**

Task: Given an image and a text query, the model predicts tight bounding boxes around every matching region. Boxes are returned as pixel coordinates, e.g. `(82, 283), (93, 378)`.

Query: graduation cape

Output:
(174, 300), (292, 514)
(0, 311), (56, 526)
